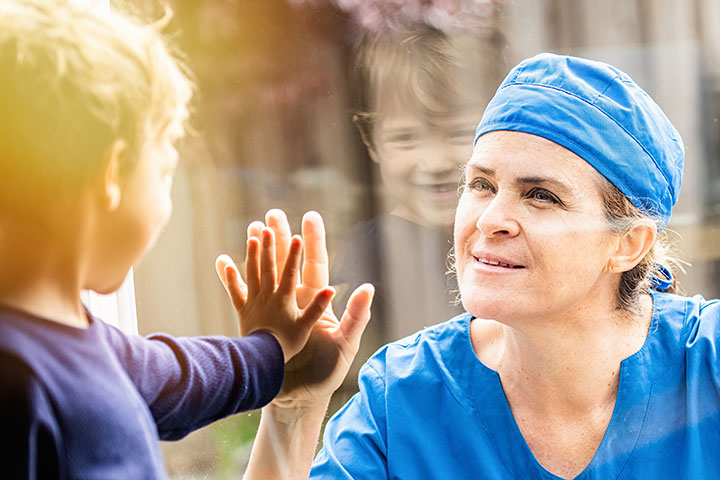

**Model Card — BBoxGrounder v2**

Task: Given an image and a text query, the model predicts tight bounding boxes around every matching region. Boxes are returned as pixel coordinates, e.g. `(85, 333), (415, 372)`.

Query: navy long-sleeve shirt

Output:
(0, 304), (284, 479)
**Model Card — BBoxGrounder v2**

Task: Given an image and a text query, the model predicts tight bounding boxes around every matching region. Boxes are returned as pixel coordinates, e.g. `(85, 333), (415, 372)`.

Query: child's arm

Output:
(216, 210), (374, 480)
(105, 224), (336, 439)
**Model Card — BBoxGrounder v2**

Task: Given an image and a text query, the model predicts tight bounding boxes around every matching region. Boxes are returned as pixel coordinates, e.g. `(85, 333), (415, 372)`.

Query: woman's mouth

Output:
(474, 256), (525, 269)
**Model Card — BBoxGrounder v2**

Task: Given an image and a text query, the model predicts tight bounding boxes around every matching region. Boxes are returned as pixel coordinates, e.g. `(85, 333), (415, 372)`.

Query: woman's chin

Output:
(460, 290), (526, 321)
(462, 300), (503, 321)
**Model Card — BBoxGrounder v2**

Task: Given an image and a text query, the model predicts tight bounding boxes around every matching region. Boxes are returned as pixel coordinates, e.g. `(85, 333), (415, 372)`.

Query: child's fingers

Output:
(245, 221), (265, 298)
(245, 237), (261, 298)
(299, 287), (335, 329)
(215, 254), (249, 307)
(224, 264), (248, 310)
(259, 228), (277, 295)
(277, 235), (302, 297)
(301, 211), (329, 289)
(214, 254), (235, 290)
(266, 209), (292, 275)
(338, 283), (375, 351)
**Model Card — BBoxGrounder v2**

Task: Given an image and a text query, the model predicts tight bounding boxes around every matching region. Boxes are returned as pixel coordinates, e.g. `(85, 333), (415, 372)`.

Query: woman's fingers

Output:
(301, 211), (329, 289)
(243, 211), (332, 300)
(338, 283), (375, 351)
(266, 209), (292, 276)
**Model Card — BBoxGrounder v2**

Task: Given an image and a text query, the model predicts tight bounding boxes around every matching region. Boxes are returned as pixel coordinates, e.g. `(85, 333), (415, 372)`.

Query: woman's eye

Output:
(528, 188), (561, 204)
(467, 177), (495, 193)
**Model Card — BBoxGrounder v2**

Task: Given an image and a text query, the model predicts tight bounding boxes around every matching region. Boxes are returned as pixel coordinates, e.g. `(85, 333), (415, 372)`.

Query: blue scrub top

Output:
(310, 291), (720, 479)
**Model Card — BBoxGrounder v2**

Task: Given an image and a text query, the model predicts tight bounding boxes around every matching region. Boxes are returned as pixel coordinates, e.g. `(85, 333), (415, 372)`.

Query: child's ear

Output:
(605, 219), (657, 273)
(352, 114), (380, 164)
(102, 139), (127, 211)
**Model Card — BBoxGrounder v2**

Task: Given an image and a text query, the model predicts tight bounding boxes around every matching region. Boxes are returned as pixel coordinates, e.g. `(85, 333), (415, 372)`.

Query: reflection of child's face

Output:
(369, 99), (478, 228)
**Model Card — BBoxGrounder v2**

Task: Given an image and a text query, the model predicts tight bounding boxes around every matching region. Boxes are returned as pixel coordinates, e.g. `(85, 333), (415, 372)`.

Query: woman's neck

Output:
(471, 294), (652, 417)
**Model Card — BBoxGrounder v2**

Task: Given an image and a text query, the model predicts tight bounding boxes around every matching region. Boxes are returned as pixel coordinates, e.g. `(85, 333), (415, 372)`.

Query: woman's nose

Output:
(475, 193), (520, 238)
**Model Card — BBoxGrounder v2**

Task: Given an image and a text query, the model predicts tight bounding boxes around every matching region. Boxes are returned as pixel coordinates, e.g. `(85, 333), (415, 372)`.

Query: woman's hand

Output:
(217, 209), (374, 408)
(224, 210), (373, 480)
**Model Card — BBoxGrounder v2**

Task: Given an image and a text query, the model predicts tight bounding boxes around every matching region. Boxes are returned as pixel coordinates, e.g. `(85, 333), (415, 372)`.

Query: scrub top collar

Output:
(440, 290), (667, 480)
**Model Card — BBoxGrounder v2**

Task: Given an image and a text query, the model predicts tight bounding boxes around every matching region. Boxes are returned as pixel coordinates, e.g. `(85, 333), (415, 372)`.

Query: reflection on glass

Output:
(333, 25), (507, 349)
(123, 0), (720, 477)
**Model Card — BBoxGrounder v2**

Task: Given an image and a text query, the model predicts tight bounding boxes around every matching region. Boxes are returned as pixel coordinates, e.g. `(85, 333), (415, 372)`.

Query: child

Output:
(0, 1), (372, 478)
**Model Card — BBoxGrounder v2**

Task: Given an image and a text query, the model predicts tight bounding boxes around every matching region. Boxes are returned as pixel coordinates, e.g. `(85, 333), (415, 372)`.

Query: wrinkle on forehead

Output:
(468, 131), (605, 201)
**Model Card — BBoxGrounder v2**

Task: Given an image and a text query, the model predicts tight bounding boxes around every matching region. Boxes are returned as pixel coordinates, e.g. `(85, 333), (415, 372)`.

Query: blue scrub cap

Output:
(474, 53), (684, 228)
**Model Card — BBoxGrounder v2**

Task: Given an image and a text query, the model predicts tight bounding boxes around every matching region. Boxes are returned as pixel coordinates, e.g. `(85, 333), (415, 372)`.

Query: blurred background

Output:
(122, 0), (720, 477)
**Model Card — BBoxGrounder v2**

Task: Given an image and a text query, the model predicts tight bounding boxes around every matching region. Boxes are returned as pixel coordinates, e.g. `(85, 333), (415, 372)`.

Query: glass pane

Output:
(128, 0), (720, 477)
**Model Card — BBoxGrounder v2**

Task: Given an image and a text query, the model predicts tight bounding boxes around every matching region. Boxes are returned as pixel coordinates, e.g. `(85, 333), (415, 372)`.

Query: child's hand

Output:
(215, 226), (334, 362)
(218, 210), (374, 408)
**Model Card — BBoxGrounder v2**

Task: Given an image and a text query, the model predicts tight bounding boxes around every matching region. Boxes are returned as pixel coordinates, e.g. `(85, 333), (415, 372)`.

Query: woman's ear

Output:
(352, 114), (380, 164)
(606, 219), (657, 273)
(102, 139), (127, 211)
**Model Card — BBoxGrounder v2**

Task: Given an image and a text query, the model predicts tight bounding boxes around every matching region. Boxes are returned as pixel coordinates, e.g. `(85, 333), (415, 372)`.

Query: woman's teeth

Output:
(477, 257), (523, 269)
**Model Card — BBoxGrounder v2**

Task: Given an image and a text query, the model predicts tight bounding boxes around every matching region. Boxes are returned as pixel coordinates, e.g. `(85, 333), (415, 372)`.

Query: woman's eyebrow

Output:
(516, 176), (573, 193)
(465, 163), (494, 176)
(465, 163), (574, 193)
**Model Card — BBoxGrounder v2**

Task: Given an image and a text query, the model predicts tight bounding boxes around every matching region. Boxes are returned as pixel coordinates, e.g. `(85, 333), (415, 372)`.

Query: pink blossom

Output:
(287, 0), (503, 34)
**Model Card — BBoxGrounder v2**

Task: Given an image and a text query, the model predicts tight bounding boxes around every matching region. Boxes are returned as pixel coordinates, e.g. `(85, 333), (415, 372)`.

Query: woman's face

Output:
(454, 131), (619, 322)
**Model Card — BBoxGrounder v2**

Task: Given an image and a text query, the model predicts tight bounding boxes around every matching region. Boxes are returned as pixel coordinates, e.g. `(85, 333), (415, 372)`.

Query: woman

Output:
(237, 53), (719, 479)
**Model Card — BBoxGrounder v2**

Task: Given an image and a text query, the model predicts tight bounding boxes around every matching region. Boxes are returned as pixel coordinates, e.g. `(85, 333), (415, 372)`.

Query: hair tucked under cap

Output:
(474, 53), (684, 228)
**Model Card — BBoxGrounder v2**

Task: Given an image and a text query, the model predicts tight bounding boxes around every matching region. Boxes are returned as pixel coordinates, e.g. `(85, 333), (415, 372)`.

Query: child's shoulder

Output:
(0, 308), (67, 417)
(0, 305), (114, 381)
(0, 306), (52, 360)
(0, 306), (170, 478)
